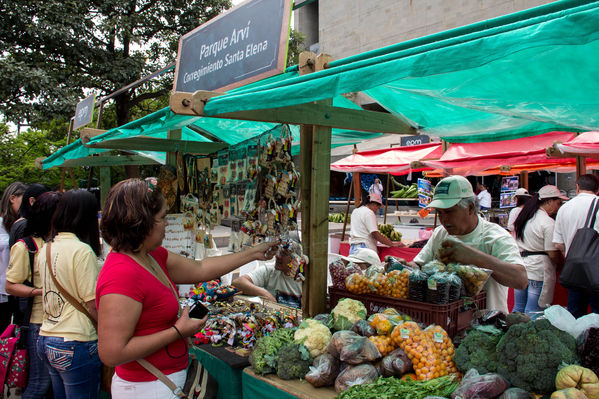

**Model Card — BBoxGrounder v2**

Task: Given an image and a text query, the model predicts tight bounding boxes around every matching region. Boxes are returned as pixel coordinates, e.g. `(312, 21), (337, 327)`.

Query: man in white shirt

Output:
(476, 182), (492, 210)
(552, 174), (599, 317)
(408, 175), (527, 314)
(349, 193), (403, 254)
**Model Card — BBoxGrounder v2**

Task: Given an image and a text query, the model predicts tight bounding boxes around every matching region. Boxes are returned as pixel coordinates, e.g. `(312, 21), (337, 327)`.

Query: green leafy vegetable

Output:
(336, 375), (459, 399)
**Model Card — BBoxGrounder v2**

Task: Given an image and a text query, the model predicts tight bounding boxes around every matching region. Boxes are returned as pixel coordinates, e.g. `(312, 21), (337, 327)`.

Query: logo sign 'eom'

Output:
(174, 0), (292, 93)
(73, 94), (96, 130)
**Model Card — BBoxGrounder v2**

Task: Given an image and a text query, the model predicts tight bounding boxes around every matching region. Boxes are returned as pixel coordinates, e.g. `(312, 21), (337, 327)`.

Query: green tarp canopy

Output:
(42, 92), (379, 169)
(44, 0), (599, 168)
(201, 0), (599, 143)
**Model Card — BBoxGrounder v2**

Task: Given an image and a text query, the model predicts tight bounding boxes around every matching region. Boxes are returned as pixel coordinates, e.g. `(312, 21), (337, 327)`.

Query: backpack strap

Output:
(584, 198), (599, 228)
(18, 236), (38, 287)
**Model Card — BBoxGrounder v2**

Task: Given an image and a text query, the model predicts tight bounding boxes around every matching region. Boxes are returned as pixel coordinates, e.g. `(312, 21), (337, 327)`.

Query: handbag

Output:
(559, 197), (599, 295)
(45, 243), (115, 391)
(0, 324), (28, 389)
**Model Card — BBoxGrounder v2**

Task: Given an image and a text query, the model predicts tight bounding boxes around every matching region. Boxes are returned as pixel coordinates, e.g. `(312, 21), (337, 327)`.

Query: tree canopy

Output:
(0, 0), (232, 128)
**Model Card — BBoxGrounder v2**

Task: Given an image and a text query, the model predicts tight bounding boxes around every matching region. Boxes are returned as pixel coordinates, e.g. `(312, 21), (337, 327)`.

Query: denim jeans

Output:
(349, 243), (367, 255)
(38, 336), (101, 399)
(513, 280), (543, 319)
(23, 323), (51, 399)
(567, 289), (599, 318)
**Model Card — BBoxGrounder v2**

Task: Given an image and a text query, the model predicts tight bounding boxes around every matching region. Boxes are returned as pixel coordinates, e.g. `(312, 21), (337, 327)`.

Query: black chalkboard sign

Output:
(73, 93), (96, 130)
(174, 0), (292, 93)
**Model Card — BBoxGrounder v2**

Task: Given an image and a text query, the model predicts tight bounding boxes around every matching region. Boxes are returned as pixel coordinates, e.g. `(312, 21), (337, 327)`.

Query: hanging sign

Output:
(401, 135), (430, 147)
(73, 93), (96, 130)
(173, 0), (292, 93)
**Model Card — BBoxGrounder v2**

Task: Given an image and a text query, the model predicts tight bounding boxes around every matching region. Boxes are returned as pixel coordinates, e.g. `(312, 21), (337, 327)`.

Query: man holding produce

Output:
(407, 175), (527, 313)
(349, 193), (404, 255)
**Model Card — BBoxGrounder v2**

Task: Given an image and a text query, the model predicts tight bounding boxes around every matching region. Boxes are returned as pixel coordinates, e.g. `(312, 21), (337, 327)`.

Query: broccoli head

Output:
(454, 329), (503, 374)
(249, 327), (297, 375)
(276, 342), (313, 380)
(496, 319), (578, 394)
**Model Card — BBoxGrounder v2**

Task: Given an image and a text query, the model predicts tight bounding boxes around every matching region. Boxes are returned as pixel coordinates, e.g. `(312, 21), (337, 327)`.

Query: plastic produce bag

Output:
(327, 330), (382, 364)
(451, 369), (510, 399)
(408, 269), (428, 302)
(370, 270), (390, 296)
(545, 305), (599, 338)
(334, 363), (379, 393)
(305, 353), (341, 388)
(345, 273), (373, 294)
(330, 259), (362, 290)
(368, 313), (403, 336)
(426, 272), (451, 304)
(387, 269), (410, 299)
(448, 273), (462, 303)
(364, 264), (385, 278)
(422, 259), (447, 275)
(498, 387), (533, 399)
(351, 320), (376, 337)
(385, 256), (407, 272)
(447, 264), (492, 297)
(577, 327), (599, 376)
(378, 348), (413, 377)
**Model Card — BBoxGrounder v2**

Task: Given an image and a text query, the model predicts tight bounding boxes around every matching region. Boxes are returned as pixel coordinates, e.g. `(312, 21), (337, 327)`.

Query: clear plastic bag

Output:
(448, 264), (492, 297)
(426, 272), (451, 305)
(385, 256), (407, 272)
(345, 273), (373, 294)
(387, 269), (410, 299)
(305, 353), (341, 388)
(378, 348), (412, 377)
(498, 387), (533, 399)
(330, 259), (362, 290)
(351, 320), (376, 337)
(327, 330), (382, 364)
(408, 269), (428, 302)
(334, 363), (379, 393)
(448, 273), (463, 303)
(451, 369), (510, 399)
(422, 259), (446, 275)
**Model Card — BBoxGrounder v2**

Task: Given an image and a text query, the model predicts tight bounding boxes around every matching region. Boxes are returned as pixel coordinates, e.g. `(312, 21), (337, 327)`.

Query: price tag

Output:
(433, 332), (444, 343)
(427, 278), (437, 290)
(400, 328), (410, 339)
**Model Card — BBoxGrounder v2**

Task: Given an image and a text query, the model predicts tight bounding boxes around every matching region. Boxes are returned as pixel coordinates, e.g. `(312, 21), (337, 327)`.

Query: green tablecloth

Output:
(241, 370), (298, 399)
(191, 346), (245, 399)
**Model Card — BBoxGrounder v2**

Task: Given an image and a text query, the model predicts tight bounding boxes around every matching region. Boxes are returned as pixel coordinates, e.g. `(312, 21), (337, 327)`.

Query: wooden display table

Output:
(242, 368), (336, 399)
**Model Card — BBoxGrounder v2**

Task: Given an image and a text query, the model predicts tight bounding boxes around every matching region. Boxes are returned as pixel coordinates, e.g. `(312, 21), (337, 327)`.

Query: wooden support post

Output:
(576, 156), (586, 178)
(353, 172), (362, 208)
(300, 52), (333, 317)
(520, 171), (529, 190)
(100, 167), (110, 210)
(341, 178), (353, 242)
(166, 129), (182, 168)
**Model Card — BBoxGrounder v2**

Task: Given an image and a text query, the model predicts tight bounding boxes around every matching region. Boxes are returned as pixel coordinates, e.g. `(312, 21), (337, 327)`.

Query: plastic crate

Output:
(328, 287), (486, 338)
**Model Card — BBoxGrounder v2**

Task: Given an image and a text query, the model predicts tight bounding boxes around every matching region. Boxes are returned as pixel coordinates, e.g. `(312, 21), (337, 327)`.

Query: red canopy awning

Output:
(330, 142), (442, 175)
(421, 131), (583, 176)
(556, 131), (599, 157)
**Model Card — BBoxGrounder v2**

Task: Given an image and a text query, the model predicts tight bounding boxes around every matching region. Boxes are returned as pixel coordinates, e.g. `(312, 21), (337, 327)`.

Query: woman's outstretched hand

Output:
(252, 241), (279, 261)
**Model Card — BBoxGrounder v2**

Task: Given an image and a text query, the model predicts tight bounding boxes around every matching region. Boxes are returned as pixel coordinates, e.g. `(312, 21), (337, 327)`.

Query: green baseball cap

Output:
(429, 175), (475, 209)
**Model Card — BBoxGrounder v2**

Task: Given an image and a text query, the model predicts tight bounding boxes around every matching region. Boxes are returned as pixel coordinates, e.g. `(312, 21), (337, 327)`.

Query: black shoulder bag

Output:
(559, 197), (599, 295)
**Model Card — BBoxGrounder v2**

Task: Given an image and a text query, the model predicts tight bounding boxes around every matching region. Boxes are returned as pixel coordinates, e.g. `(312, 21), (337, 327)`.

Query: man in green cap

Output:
(409, 175), (527, 313)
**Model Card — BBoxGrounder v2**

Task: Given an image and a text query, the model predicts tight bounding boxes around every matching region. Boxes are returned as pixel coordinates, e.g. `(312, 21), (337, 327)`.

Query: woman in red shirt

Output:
(96, 179), (277, 398)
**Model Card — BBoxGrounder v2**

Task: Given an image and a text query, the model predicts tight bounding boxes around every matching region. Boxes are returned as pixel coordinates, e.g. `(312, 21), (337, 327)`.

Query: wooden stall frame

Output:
(168, 51), (420, 316)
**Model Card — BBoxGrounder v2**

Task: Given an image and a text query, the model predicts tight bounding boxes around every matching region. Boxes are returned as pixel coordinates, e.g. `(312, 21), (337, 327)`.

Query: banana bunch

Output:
(378, 224), (402, 241)
(328, 213), (350, 223)
(390, 182), (418, 198)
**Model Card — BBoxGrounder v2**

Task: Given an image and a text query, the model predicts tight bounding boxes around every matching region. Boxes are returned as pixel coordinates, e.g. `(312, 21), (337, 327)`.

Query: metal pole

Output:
(341, 178), (354, 242)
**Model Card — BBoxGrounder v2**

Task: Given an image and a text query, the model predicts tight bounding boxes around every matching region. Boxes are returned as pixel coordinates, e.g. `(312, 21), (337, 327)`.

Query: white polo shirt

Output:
(349, 206), (378, 251)
(553, 193), (599, 255)
(414, 216), (524, 314)
(477, 190), (492, 208)
(515, 208), (555, 281)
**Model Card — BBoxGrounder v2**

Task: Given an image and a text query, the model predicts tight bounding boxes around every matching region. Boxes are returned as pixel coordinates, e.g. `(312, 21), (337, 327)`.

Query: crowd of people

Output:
(0, 179), (278, 398)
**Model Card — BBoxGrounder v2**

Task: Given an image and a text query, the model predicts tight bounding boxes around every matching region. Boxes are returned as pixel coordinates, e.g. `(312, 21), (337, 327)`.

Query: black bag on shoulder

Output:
(559, 198), (599, 295)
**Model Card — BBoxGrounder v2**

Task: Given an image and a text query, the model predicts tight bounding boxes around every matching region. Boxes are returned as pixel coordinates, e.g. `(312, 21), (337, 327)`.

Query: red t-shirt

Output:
(96, 247), (188, 382)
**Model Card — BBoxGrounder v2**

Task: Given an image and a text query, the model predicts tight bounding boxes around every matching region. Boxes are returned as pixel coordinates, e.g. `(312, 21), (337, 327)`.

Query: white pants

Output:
(111, 369), (186, 399)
